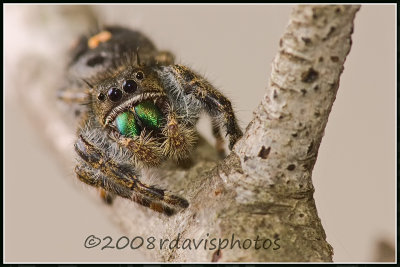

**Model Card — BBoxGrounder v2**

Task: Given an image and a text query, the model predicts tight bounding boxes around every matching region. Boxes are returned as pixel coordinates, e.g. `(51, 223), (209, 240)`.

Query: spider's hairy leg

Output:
(57, 84), (92, 122)
(75, 133), (188, 215)
(75, 163), (177, 216)
(134, 179), (189, 209)
(99, 188), (115, 205)
(116, 132), (164, 167)
(155, 50), (175, 66)
(75, 134), (134, 188)
(132, 194), (176, 216)
(161, 64), (243, 150)
(57, 86), (91, 104)
(161, 108), (197, 160)
(211, 117), (226, 158)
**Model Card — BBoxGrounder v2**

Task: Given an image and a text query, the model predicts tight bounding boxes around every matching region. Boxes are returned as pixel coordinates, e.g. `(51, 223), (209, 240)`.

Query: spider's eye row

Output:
(136, 71), (144, 80)
(123, 79), (137, 94)
(108, 87), (123, 102)
(98, 93), (106, 101)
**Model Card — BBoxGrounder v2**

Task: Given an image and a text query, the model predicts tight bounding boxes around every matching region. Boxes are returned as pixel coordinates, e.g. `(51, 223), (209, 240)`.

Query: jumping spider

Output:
(58, 26), (243, 216)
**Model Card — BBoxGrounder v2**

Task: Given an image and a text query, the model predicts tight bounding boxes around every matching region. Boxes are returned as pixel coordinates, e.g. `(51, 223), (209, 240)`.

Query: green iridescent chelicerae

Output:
(115, 111), (140, 137)
(134, 101), (162, 130)
(116, 101), (162, 138)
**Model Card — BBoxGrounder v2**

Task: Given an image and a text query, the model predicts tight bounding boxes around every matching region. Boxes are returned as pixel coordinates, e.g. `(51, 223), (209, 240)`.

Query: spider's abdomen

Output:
(67, 26), (158, 81)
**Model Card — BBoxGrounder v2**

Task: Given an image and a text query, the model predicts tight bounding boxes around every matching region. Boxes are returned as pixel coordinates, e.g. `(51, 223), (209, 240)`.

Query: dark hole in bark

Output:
(331, 56), (339, 62)
(301, 68), (319, 83)
(211, 249), (222, 262)
(287, 164), (296, 171)
(307, 141), (314, 155)
(273, 90), (278, 99)
(323, 26), (336, 41)
(258, 146), (271, 159)
(301, 37), (312, 45)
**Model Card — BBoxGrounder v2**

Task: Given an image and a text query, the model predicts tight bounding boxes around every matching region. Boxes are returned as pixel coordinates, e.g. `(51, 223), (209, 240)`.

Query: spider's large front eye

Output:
(123, 80), (137, 93)
(108, 87), (122, 102)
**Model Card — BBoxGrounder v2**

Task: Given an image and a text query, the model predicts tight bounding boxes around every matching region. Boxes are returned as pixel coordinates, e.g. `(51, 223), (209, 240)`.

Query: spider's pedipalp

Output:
(161, 109), (197, 161)
(117, 132), (164, 167)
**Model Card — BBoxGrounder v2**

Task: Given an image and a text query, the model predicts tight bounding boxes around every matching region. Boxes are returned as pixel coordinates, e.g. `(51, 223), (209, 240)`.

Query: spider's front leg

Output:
(57, 86), (91, 104)
(74, 131), (188, 216)
(159, 65), (243, 150)
(211, 117), (226, 158)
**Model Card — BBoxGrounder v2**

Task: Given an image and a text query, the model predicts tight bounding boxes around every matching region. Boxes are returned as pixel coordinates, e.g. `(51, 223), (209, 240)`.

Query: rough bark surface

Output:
(12, 5), (360, 262)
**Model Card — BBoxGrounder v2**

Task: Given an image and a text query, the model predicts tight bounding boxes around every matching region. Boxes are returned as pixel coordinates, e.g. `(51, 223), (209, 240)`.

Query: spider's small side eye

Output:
(136, 71), (144, 80)
(123, 80), (137, 94)
(97, 93), (106, 101)
(108, 88), (122, 102)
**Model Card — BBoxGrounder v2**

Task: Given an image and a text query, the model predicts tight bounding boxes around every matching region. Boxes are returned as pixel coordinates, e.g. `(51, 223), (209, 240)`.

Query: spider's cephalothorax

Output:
(58, 26), (243, 216)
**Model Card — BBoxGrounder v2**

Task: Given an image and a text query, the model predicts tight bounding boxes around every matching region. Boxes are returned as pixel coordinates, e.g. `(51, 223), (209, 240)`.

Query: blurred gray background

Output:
(5, 4), (395, 262)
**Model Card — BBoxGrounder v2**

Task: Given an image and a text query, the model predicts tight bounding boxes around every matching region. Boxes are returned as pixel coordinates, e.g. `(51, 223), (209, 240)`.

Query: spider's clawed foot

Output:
(99, 188), (115, 205)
